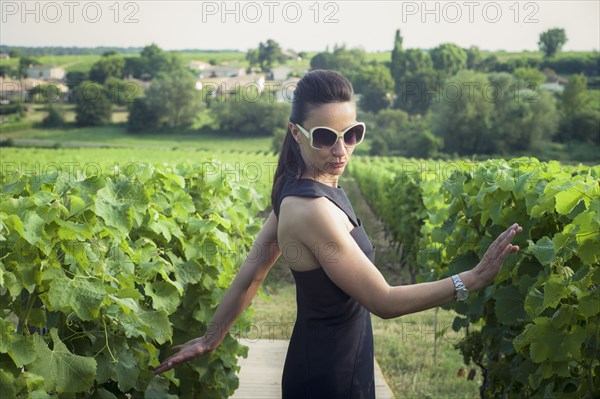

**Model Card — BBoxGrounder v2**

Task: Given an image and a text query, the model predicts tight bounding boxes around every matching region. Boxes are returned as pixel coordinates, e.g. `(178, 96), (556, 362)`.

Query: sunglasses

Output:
(295, 122), (366, 150)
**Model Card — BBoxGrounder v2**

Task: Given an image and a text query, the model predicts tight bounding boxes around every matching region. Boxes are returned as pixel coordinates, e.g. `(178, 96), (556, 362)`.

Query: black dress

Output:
(273, 174), (377, 399)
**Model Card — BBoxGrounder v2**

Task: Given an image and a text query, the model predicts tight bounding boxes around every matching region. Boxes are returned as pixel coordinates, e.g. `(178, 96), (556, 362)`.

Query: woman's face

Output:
(289, 101), (358, 180)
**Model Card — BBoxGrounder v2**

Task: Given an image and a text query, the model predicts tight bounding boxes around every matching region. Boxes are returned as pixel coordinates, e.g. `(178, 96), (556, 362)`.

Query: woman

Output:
(154, 70), (522, 398)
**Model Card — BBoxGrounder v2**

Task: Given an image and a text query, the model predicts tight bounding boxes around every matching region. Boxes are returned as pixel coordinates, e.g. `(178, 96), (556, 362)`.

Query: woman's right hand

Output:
(154, 335), (218, 375)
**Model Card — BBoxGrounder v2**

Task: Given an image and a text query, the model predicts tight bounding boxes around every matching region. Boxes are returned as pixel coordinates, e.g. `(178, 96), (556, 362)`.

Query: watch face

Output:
(457, 289), (469, 301)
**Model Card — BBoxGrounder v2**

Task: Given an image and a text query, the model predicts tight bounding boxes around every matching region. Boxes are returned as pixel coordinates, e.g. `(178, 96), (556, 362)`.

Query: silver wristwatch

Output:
(451, 274), (469, 301)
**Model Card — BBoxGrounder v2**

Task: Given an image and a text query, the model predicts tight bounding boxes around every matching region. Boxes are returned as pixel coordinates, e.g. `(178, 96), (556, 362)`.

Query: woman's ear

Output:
(289, 122), (301, 143)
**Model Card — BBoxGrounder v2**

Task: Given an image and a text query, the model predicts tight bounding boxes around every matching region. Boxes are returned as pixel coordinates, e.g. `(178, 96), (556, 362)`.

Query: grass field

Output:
(1, 125), (276, 152)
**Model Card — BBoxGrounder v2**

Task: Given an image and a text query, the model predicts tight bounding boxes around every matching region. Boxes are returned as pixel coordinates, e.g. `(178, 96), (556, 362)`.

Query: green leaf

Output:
(94, 195), (133, 237)
(145, 376), (178, 399)
(528, 236), (555, 265)
(0, 318), (15, 353)
(542, 278), (568, 311)
(174, 261), (203, 286)
(578, 291), (600, 318)
(22, 211), (51, 248)
(46, 277), (106, 321)
(577, 239), (600, 265)
(8, 333), (36, 367)
(524, 288), (545, 318)
(145, 281), (181, 314)
(514, 317), (585, 363)
(0, 369), (17, 399)
(555, 185), (583, 215)
(29, 328), (97, 394)
(494, 285), (529, 325)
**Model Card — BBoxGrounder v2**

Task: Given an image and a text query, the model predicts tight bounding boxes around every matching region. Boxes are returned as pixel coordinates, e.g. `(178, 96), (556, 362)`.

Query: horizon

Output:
(2, 44), (600, 55)
(1, 1), (598, 53)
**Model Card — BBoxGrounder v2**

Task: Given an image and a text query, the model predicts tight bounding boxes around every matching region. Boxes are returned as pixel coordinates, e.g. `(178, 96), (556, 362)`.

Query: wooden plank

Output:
(230, 339), (394, 399)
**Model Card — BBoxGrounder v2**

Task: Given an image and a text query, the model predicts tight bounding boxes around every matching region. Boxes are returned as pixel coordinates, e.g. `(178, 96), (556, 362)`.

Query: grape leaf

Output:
(29, 328), (97, 394)
(528, 236), (555, 265)
(494, 286), (529, 325)
(46, 277), (106, 321)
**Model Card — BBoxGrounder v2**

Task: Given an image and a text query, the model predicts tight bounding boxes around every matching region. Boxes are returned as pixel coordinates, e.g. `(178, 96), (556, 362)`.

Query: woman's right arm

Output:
(154, 210), (281, 374)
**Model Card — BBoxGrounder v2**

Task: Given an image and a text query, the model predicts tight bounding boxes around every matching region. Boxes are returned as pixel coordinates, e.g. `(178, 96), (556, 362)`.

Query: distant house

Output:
(540, 75), (568, 93)
(281, 50), (302, 61)
(0, 53), (10, 60)
(205, 65), (246, 78)
(125, 77), (152, 91)
(189, 61), (246, 78)
(26, 66), (65, 81)
(188, 60), (213, 74)
(270, 66), (294, 81)
(0, 77), (68, 102)
(540, 82), (565, 93)
(196, 73), (265, 99)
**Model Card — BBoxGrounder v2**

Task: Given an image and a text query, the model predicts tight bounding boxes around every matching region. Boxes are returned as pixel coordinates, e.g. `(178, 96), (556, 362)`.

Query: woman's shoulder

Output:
(280, 194), (351, 230)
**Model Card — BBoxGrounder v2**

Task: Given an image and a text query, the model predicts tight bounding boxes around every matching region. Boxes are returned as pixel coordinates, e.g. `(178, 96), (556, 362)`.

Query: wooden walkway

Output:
(230, 339), (394, 398)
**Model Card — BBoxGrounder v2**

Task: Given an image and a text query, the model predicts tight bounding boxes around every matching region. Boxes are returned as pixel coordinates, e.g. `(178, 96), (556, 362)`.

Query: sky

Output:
(1, 1), (599, 53)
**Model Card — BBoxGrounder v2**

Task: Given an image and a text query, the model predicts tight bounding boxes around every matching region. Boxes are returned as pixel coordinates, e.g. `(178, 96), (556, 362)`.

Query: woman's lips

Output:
(330, 162), (345, 168)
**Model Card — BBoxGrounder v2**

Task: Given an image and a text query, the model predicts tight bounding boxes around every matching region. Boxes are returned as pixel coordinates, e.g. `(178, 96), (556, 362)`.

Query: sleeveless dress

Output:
(273, 174), (377, 399)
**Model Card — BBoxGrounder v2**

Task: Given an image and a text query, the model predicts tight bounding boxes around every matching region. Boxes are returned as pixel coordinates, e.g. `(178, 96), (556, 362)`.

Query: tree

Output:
(211, 96), (290, 136)
(18, 56), (40, 78)
(430, 43), (467, 78)
(141, 65), (203, 129)
(557, 74), (600, 144)
(512, 67), (546, 88)
(369, 110), (441, 157)
(89, 55), (125, 84)
(466, 46), (482, 70)
(390, 30), (404, 83)
(127, 97), (160, 132)
(123, 44), (179, 80)
(432, 71), (559, 155)
(353, 64), (394, 113)
(65, 71), (88, 91)
(0, 65), (15, 78)
(488, 72), (558, 152)
(431, 70), (494, 154)
(538, 28), (567, 58)
(75, 81), (112, 126)
(391, 49), (437, 115)
(29, 83), (63, 103)
(246, 49), (259, 70)
(561, 74), (587, 116)
(310, 52), (334, 70)
(257, 39), (286, 71)
(41, 105), (66, 128)
(8, 48), (22, 58)
(309, 44), (366, 81)
(140, 44), (172, 77)
(103, 77), (141, 105)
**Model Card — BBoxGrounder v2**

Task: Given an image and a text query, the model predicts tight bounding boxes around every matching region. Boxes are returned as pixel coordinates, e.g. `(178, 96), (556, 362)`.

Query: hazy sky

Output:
(1, 1), (599, 52)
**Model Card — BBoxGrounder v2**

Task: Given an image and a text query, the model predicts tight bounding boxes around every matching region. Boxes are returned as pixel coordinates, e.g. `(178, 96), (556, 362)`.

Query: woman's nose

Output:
(332, 137), (347, 156)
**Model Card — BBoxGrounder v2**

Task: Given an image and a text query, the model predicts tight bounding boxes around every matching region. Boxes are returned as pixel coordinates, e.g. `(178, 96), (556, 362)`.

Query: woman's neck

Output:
(300, 171), (339, 188)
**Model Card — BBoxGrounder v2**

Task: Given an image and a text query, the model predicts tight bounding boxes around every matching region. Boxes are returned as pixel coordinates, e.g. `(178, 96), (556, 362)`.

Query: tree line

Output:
(309, 28), (598, 157)
(3, 30), (598, 159)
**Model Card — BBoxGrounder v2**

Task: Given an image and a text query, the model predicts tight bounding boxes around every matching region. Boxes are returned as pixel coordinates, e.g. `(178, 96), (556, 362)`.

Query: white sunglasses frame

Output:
(294, 122), (366, 150)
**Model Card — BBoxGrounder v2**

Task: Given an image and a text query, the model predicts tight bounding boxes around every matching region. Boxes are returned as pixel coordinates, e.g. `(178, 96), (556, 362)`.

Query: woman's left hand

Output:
(468, 223), (522, 290)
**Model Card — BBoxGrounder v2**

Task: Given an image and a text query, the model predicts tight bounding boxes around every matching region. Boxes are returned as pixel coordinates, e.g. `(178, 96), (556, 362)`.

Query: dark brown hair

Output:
(270, 70), (354, 213)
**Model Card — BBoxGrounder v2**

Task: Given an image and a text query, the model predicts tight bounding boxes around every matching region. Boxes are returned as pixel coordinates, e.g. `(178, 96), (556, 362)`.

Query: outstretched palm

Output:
(154, 336), (216, 375)
(471, 223), (523, 289)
